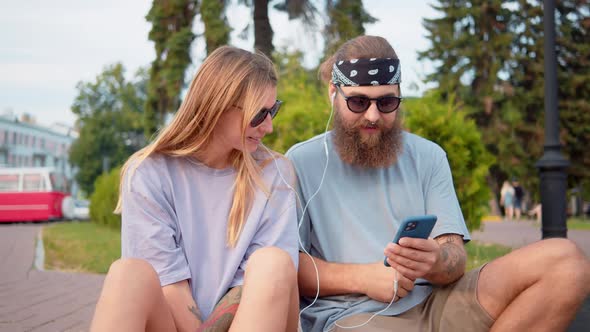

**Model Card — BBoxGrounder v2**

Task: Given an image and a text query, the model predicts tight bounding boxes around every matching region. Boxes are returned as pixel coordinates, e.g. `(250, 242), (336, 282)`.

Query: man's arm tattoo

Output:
(438, 234), (467, 280)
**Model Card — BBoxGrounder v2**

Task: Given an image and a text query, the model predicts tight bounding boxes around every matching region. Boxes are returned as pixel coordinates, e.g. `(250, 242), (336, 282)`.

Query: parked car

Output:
(73, 199), (90, 220)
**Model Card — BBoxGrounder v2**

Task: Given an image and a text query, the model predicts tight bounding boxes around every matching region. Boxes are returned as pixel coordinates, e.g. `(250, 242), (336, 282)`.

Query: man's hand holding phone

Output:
(383, 215), (440, 280)
(384, 237), (441, 280)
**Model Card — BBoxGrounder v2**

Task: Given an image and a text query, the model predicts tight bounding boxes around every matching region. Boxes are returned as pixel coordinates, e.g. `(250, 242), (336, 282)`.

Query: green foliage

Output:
(263, 51), (330, 152)
(200, 0), (231, 54)
(324, 0), (377, 56)
(567, 218), (590, 231)
(144, 0), (198, 137)
(69, 64), (146, 194)
(89, 167), (121, 230)
(403, 91), (495, 230)
(465, 241), (511, 270)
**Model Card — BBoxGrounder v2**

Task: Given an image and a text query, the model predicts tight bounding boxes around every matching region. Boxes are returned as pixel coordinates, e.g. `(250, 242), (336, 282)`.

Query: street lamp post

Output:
(535, 0), (570, 239)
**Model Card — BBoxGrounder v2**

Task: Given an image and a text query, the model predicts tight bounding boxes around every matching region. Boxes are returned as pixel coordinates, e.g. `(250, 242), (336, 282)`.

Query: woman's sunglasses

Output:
(335, 85), (402, 113)
(250, 100), (282, 127)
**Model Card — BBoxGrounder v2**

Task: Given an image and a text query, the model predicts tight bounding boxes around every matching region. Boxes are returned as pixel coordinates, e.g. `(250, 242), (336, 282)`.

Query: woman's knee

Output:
(105, 258), (161, 290)
(245, 247), (296, 284)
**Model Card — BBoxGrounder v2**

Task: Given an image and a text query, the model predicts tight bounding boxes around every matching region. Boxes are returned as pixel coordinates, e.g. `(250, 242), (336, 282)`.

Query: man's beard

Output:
(332, 109), (404, 168)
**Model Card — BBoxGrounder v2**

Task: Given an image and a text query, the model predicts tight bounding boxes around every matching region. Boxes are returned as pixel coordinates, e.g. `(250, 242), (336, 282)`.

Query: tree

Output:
(253, 0), (274, 57)
(553, 1), (590, 194)
(200, 0), (231, 54)
(324, 0), (377, 56)
(498, 0), (590, 199)
(420, 0), (590, 204)
(235, 0), (318, 58)
(69, 64), (146, 195)
(419, 1), (516, 205)
(144, 0), (199, 137)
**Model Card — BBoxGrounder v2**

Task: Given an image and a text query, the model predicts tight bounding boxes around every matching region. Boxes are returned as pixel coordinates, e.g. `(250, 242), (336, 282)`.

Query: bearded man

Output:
(286, 35), (590, 332)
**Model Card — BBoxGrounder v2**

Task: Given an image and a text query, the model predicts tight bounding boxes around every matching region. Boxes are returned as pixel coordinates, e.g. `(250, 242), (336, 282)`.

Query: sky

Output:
(0, 0), (438, 128)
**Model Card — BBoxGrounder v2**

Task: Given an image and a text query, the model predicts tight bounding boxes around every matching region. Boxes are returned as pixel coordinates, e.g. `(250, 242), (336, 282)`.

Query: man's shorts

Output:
(333, 265), (495, 332)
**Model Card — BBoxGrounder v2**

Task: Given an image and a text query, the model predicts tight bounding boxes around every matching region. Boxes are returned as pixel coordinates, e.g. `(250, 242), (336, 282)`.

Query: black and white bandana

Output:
(332, 58), (401, 86)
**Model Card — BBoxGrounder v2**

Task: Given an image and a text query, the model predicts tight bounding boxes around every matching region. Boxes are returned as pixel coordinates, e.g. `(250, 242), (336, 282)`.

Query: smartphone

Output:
(384, 215), (438, 267)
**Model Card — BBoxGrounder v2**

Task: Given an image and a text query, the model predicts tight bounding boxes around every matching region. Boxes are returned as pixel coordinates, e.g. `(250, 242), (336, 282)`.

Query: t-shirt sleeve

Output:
(424, 150), (471, 241)
(239, 162), (300, 274)
(121, 166), (191, 286)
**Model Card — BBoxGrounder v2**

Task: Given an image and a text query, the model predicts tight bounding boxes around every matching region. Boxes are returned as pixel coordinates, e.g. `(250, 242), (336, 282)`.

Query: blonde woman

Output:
(90, 46), (299, 332)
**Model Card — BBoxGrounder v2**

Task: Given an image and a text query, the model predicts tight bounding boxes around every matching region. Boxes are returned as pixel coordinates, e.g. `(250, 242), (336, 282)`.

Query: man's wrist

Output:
(351, 263), (370, 295)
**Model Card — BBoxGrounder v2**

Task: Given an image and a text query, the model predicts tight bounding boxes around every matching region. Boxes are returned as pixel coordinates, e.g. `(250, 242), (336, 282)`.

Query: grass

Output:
(465, 241), (512, 270)
(43, 222), (511, 275)
(567, 217), (590, 231)
(43, 221), (121, 274)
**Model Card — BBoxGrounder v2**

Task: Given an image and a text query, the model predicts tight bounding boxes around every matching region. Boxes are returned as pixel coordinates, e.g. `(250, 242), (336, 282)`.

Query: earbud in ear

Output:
(331, 92), (336, 103)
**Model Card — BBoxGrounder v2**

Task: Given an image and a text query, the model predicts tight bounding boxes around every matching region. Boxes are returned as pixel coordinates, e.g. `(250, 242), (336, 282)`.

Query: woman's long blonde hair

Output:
(115, 46), (278, 247)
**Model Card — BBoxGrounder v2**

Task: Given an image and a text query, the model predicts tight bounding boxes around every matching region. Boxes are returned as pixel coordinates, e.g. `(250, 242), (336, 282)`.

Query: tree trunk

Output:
(253, 0), (273, 58)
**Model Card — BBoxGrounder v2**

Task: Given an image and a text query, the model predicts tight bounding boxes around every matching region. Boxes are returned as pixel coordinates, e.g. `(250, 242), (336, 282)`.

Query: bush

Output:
(89, 167), (121, 230)
(264, 51), (331, 153)
(403, 91), (495, 230)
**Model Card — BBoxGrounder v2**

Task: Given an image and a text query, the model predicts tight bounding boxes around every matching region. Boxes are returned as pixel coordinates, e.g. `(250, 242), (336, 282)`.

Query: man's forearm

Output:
(298, 252), (366, 297)
(425, 235), (467, 285)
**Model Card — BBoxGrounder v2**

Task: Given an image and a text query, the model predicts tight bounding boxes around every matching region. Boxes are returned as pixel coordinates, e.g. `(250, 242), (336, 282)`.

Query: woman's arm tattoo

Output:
(188, 305), (202, 321)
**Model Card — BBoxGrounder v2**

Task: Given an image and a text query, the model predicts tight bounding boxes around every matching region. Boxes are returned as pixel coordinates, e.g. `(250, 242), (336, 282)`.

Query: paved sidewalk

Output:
(0, 224), (104, 332)
(472, 219), (590, 256)
(473, 220), (590, 332)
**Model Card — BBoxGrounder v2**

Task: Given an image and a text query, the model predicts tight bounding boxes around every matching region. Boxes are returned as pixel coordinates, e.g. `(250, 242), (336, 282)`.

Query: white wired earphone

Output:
(263, 90), (399, 331)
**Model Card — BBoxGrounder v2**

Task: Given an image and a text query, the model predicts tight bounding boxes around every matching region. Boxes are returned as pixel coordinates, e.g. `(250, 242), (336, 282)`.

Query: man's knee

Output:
(539, 238), (585, 264)
(538, 239), (590, 288)
(246, 247), (296, 284)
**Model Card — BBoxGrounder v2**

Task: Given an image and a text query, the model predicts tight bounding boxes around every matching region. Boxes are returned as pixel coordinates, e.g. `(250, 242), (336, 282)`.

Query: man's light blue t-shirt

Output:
(286, 131), (470, 332)
(120, 152), (299, 320)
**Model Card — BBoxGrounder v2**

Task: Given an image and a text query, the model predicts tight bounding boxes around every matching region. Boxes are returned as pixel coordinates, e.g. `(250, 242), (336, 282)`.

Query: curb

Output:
(34, 228), (45, 271)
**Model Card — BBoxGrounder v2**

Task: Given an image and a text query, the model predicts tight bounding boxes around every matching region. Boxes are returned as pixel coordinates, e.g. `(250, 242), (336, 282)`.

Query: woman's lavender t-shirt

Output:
(120, 152), (298, 320)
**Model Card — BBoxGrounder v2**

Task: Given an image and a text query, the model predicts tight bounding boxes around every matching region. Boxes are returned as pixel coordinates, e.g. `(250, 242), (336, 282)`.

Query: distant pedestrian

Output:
(500, 180), (515, 220)
(512, 179), (524, 220)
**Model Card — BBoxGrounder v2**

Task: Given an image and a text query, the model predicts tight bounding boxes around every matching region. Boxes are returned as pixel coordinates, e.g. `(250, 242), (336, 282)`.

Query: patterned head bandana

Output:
(332, 58), (401, 86)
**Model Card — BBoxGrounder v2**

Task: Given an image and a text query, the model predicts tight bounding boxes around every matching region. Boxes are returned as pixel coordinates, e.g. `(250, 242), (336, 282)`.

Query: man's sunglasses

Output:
(335, 85), (402, 113)
(250, 100), (282, 127)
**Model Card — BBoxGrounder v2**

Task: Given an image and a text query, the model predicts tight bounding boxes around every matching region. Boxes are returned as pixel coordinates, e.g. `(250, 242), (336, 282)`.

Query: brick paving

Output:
(0, 220), (588, 331)
(0, 224), (104, 332)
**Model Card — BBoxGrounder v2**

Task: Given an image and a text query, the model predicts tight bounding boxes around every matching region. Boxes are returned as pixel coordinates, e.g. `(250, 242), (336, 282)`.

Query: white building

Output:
(0, 113), (78, 195)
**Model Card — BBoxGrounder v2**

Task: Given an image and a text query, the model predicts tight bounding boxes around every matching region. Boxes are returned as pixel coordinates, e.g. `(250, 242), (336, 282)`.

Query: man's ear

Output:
(329, 85), (337, 104)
